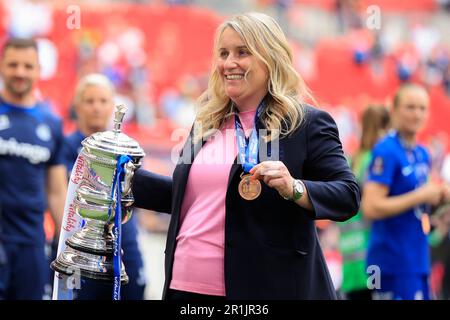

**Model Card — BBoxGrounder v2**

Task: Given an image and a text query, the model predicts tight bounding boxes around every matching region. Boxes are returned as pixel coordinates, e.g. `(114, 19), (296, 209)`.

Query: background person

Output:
(0, 37), (66, 300)
(339, 104), (390, 300)
(362, 83), (450, 300)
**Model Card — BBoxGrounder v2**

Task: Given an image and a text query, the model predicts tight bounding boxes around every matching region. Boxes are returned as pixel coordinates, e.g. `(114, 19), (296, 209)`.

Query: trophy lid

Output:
(81, 104), (145, 157)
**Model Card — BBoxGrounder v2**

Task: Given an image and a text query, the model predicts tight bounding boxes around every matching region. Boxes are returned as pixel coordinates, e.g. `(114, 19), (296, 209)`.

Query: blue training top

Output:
(366, 130), (431, 275)
(0, 98), (64, 245)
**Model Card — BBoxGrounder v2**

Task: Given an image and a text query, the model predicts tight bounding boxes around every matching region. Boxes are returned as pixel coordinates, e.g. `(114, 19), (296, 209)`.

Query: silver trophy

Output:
(51, 104), (145, 283)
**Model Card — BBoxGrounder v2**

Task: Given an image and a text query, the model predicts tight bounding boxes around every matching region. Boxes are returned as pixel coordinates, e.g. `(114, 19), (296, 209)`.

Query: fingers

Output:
(261, 169), (283, 182)
(265, 177), (286, 189)
(249, 164), (261, 180)
(262, 172), (279, 185)
(250, 161), (286, 180)
(248, 161), (293, 198)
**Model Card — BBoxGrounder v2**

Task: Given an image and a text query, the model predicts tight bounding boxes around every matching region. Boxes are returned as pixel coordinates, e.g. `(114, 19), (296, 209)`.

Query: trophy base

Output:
(51, 246), (129, 284)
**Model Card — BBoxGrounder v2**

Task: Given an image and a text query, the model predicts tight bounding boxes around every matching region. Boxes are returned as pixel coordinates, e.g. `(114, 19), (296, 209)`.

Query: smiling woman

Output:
(194, 12), (313, 144)
(131, 12), (361, 300)
(217, 28), (269, 112)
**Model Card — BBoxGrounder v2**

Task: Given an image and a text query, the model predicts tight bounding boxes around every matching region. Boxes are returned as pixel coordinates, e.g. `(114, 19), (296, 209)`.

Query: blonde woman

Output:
(132, 12), (360, 300)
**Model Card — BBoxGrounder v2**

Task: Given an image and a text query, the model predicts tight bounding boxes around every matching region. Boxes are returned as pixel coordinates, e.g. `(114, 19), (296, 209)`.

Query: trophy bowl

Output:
(51, 105), (145, 284)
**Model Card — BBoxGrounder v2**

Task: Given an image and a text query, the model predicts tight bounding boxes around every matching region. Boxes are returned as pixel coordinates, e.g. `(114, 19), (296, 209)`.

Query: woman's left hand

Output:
(249, 161), (294, 199)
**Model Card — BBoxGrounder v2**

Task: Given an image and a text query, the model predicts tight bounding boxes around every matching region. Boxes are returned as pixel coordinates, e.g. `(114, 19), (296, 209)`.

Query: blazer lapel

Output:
(228, 160), (241, 189)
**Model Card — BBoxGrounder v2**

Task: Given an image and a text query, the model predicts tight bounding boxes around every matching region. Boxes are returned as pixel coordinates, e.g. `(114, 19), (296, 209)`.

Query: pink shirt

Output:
(169, 109), (256, 296)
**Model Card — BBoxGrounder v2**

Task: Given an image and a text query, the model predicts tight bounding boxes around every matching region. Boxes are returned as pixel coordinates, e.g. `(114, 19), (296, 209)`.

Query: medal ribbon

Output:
(234, 99), (265, 173)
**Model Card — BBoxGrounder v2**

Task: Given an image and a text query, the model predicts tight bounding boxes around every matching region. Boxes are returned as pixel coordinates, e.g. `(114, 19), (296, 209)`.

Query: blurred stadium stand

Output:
(1, 0), (448, 155)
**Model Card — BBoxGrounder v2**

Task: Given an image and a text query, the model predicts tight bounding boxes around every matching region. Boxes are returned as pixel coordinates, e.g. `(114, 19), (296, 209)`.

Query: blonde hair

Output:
(194, 12), (314, 142)
(74, 73), (115, 106)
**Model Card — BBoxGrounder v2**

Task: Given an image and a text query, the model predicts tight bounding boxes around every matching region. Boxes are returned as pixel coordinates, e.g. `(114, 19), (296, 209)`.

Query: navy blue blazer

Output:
(131, 105), (360, 299)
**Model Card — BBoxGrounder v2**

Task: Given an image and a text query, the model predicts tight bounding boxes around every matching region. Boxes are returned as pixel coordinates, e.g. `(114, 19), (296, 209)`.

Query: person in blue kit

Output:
(362, 83), (450, 300)
(62, 73), (146, 300)
(0, 38), (67, 300)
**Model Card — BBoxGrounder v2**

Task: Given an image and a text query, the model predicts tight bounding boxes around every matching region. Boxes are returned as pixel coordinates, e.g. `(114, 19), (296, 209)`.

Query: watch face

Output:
(294, 180), (304, 193)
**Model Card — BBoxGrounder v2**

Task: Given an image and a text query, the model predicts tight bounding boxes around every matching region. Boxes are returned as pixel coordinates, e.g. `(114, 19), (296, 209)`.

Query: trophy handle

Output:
(121, 161), (136, 197)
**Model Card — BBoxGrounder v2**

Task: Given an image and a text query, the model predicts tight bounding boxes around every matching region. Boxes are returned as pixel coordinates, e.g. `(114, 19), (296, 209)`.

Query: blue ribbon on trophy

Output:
(110, 155), (132, 300)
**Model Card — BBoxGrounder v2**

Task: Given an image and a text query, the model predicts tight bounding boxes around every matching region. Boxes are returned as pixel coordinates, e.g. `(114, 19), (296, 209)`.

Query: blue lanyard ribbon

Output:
(234, 99), (266, 173)
(109, 154), (132, 300)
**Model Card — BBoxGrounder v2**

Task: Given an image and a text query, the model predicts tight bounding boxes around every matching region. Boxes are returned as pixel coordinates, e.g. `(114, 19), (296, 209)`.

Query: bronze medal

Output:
(238, 173), (261, 200)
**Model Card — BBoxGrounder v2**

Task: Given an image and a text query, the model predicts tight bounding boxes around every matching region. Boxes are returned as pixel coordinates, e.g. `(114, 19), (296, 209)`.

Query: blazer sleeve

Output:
(131, 168), (172, 214)
(301, 109), (361, 221)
